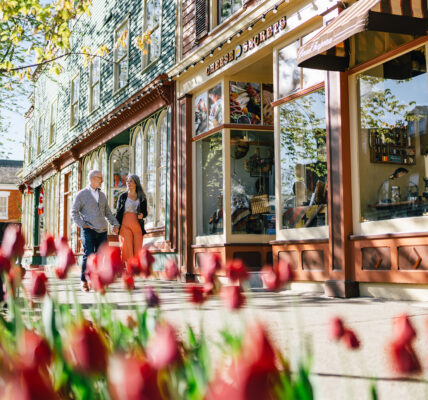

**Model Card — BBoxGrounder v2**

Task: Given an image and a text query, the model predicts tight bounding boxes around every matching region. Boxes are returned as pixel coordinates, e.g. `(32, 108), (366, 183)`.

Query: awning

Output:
(297, 0), (428, 71)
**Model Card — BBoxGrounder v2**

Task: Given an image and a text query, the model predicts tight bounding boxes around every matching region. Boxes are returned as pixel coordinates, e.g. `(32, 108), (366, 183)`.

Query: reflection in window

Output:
(196, 133), (223, 236)
(110, 146), (129, 209)
(230, 130), (275, 235)
(357, 46), (428, 223)
(114, 19), (129, 91)
(280, 89), (328, 229)
(218, 0), (241, 24)
(143, 0), (161, 66)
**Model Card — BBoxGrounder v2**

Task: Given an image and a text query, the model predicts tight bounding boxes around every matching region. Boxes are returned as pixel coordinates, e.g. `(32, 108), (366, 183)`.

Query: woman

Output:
(115, 174), (148, 263)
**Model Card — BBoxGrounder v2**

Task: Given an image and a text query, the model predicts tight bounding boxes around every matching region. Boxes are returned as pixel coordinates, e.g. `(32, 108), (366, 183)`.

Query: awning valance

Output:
(297, 0), (428, 71)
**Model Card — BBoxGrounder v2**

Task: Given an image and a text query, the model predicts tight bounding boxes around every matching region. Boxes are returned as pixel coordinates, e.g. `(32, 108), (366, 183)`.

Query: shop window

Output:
(49, 99), (57, 145)
(194, 83), (223, 136)
(143, 0), (161, 67)
(89, 56), (100, 112)
(279, 89), (328, 230)
(70, 74), (79, 127)
(230, 130), (275, 235)
(196, 132), (223, 236)
(357, 46), (428, 225)
(114, 19), (129, 92)
(0, 195), (8, 219)
(110, 146), (130, 210)
(218, 0), (242, 25)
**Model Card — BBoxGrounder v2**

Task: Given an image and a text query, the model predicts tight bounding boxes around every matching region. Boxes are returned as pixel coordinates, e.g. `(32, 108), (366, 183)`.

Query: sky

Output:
(1, 106), (28, 161)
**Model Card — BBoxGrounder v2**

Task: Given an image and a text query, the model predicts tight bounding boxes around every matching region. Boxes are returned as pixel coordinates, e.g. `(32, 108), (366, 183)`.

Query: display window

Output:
(354, 45), (428, 232)
(109, 145), (130, 210)
(194, 83), (223, 136)
(82, 147), (107, 192)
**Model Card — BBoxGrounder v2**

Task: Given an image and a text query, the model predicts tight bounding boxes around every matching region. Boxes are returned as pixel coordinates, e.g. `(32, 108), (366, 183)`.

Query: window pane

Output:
(145, 172), (156, 228)
(219, 0), (241, 24)
(158, 166), (166, 226)
(91, 57), (100, 84)
(146, 0), (161, 29)
(196, 133), (223, 236)
(111, 145), (129, 210)
(195, 92), (208, 135)
(357, 47), (428, 223)
(135, 131), (143, 180)
(72, 77), (79, 102)
(230, 82), (262, 125)
(100, 150), (107, 192)
(280, 89), (328, 230)
(208, 84), (223, 129)
(0, 197), (7, 218)
(230, 130), (275, 235)
(92, 83), (100, 110)
(278, 41), (300, 98)
(72, 103), (79, 124)
(146, 122), (156, 171)
(159, 114), (168, 167)
(147, 27), (160, 64)
(118, 60), (128, 88)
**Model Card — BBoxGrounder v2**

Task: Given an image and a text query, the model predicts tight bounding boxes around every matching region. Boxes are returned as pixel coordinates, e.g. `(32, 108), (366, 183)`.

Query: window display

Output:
(110, 146), (129, 209)
(230, 82), (261, 125)
(230, 130), (275, 235)
(194, 83), (223, 135)
(357, 46), (428, 223)
(279, 89), (328, 230)
(196, 133), (223, 236)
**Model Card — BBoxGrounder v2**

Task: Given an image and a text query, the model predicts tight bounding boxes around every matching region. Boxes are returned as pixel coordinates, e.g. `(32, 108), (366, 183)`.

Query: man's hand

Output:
(113, 226), (119, 235)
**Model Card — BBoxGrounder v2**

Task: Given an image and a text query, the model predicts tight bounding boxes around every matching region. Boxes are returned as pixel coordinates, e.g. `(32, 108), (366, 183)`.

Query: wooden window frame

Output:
(0, 195), (8, 220)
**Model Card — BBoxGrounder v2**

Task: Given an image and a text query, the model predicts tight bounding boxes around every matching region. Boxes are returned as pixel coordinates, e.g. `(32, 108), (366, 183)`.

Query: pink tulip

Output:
(97, 245), (124, 285)
(164, 258), (179, 280)
(39, 234), (56, 257)
(186, 284), (205, 304)
(342, 329), (360, 350)
(147, 323), (180, 369)
(122, 272), (135, 291)
(126, 255), (142, 276)
(18, 330), (52, 369)
(220, 286), (246, 310)
(138, 248), (155, 278)
(29, 271), (48, 297)
(0, 250), (11, 273)
(55, 246), (76, 279)
(200, 252), (222, 284)
(389, 340), (421, 374)
(329, 317), (345, 341)
(225, 259), (249, 284)
(262, 259), (294, 291)
(1, 225), (25, 259)
(393, 315), (416, 346)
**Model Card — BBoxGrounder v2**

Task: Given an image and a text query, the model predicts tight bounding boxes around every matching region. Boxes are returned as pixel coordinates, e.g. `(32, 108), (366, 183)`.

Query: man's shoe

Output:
(80, 281), (90, 292)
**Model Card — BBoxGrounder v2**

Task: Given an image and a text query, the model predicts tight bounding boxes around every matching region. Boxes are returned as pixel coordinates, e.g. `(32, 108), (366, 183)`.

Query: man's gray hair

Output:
(88, 170), (102, 181)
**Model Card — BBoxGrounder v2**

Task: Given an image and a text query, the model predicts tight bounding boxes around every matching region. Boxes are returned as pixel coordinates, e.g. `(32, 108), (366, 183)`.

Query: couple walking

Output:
(71, 170), (148, 291)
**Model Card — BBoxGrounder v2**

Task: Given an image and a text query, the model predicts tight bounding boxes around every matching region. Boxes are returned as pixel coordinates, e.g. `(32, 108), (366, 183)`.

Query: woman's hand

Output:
(137, 213), (144, 220)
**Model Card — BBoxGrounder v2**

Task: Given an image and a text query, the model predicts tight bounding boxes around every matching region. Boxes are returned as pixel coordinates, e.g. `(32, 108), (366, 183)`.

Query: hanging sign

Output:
(206, 17), (287, 76)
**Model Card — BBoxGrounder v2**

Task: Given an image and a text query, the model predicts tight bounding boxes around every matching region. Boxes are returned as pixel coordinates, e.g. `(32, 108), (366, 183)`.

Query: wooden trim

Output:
(350, 232), (428, 241)
(192, 124), (274, 142)
(168, 85), (178, 253)
(270, 238), (328, 245)
(347, 35), (428, 76)
(271, 82), (325, 108)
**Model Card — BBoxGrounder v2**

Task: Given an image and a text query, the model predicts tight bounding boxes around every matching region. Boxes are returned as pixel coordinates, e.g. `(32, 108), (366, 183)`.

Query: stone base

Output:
(324, 279), (359, 298)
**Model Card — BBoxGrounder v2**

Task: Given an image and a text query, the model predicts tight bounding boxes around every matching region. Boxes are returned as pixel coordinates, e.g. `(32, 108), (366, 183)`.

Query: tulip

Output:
(200, 252), (222, 284)
(108, 354), (163, 400)
(243, 324), (277, 373)
(389, 340), (421, 374)
(138, 248), (155, 278)
(329, 317), (345, 341)
(221, 285), (246, 310)
(55, 236), (69, 251)
(29, 271), (48, 297)
(6, 265), (24, 297)
(144, 286), (160, 308)
(89, 273), (106, 295)
(97, 245), (124, 285)
(39, 234), (56, 257)
(18, 330), (52, 369)
(225, 259), (249, 284)
(393, 314), (416, 346)
(64, 322), (108, 374)
(342, 328), (360, 350)
(147, 323), (180, 369)
(126, 255), (142, 276)
(55, 246), (76, 279)
(0, 250), (11, 273)
(122, 272), (135, 291)
(164, 258), (179, 280)
(185, 284), (205, 304)
(262, 259), (294, 291)
(1, 225), (25, 259)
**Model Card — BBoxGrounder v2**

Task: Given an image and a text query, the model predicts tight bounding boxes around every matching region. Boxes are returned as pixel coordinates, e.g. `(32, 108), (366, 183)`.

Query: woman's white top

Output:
(124, 197), (139, 213)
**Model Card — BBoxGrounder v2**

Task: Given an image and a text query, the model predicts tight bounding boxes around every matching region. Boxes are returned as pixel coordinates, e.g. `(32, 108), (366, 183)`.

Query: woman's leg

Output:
(119, 215), (134, 263)
(132, 218), (143, 256)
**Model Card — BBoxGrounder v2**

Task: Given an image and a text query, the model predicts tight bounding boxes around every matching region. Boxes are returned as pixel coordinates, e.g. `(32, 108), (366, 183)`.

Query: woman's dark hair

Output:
(128, 174), (146, 200)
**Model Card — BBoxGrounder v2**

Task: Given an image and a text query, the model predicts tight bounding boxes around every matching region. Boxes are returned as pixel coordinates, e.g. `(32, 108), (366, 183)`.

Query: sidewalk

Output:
(30, 268), (428, 400)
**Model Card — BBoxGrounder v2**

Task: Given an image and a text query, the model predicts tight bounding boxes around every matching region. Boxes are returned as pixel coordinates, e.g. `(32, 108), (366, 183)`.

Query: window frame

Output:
(89, 55), (101, 113)
(216, 0), (243, 26)
(26, 121), (33, 163)
(37, 113), (45, 156)
(142, 0), (163, 70)
(113, 17), (130, 94)
(49, 98), (57, 146)
(0, 192), (9, 220)
(70, 74), (80, 128)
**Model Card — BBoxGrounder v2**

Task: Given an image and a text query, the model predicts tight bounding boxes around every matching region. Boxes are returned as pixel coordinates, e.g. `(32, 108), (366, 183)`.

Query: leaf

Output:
(370, 382), (378, 400)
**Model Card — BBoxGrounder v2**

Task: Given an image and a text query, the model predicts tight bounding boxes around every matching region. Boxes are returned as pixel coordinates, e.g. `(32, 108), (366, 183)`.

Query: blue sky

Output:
(2, 105), (28, 161)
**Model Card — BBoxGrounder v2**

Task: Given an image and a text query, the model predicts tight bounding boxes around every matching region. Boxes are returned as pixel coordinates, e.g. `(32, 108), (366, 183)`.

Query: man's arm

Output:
(71, 193), (85, 228)
(104, 199), (120, 228)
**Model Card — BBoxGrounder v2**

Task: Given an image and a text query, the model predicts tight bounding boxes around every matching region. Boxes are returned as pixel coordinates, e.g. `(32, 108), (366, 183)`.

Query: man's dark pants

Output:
(81, 228), (108, 282)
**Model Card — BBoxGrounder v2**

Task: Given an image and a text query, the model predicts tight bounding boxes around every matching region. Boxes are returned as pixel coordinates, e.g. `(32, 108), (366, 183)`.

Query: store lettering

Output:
(206, 17), (287, 76)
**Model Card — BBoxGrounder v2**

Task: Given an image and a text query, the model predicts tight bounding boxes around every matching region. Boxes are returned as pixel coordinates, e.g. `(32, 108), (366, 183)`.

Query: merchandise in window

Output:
(230, 130), (275, 235)
(357, 46), (428, 223)
(194, 83), (223, 136)
(218, 0), (242, 24)
(279, 89), (328, 230)
(196, 132), (223, 236)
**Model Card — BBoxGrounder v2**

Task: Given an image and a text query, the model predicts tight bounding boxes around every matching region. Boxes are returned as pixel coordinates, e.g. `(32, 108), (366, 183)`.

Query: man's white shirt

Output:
(88, 185), (99, 203)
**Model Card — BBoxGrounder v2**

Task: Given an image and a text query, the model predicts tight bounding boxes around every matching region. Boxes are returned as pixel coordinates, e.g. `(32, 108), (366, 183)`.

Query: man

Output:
(71, 170), (120, 291)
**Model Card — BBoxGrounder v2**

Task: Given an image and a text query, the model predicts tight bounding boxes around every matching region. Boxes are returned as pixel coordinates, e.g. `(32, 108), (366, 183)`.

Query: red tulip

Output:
(18, 330), (52, 369)
(39, 234), (56, 257)
(55, 236), (69, 251)
(164, 258), (179, 280)
(262, 259), (294, 291)
(138, 248), (155, 278)
(145, 286), (160, 308)
(6, 265), (24, 297)
(225, 259), (249, 284)
(276, 259), (294, 284)
(0, 249), (11, 273)
(393, 315), (416, 346)
(97, 245), (124, 285)
(126, 255), (142, 276)
(89, 273), (106, 295)
(389, 340), (421, 374)
(29, 271), (48, 297)
(1, 225), (25, 259)
(330, 317), (345, 341)
(65, 322), (108, 374)
(186, 284), (205, 304)
(221, 286), (246, 310)
(122, 272), (135, 291)
(200, 252), (222, 284)
(55, 246), (76, 279)
(243, 324), (277, 373)
(108, 354), (163, 400)
(342, 328), (360, 350)
(147, 323), (180, 369)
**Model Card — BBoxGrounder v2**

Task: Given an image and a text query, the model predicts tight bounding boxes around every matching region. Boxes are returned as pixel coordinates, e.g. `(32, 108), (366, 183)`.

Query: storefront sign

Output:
(206, 17), (287, 76)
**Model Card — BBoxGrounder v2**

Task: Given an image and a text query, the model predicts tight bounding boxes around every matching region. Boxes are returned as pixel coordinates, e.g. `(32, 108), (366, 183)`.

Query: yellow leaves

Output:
(115, 29), (128, 49)
(81, 46), (92, 67)
(97, 45), (109, 57)
(3, 82), (12, 91)
(135, 36), (145, 51)
(135, 30), (152, 54)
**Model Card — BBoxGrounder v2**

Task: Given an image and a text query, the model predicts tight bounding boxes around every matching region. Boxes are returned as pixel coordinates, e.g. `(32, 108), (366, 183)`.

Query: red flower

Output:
(89, 273), (106, 295)
(97, 245), (124, 285)
(342, 328), (360, 350)
(221, 286), (246, 310)
(147, 323), (180, 369)
(262, 259), (294, 291)
(185, 284), (205, 304)
(18, 330), (52, 369)
(164, 258), (179, 280)
(6, 265), (24, 297)
(225, 259), (249, 284)
(126, 255), (142, 276)
(138, 248), (155, 278)
(0, 249), (11, 273)
(39, 234), (56, 257)
(1, 225), (25, 259)
(200, 252), (222, 284)
(29, 271), (48, 297)
(55, 246), (76, 279)
(145, 286), (160, 308)
(122, 272), (135, 291)
(243, 324), (277, 373)
(65, 322), (108, 374)
(108, 354), (163, 400)
(55, 236), (69, 251)
(393, 314), (416, 346)
(389, 340), (421, 374)
(329, 317), (345, 341)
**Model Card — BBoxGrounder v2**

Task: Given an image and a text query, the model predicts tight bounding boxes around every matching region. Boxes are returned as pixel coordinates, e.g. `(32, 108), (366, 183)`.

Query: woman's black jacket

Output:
(115, 192), (148, 234)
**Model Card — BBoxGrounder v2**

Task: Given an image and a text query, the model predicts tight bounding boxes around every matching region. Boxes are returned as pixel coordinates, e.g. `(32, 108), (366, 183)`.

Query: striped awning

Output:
(297, 0), (428, 71)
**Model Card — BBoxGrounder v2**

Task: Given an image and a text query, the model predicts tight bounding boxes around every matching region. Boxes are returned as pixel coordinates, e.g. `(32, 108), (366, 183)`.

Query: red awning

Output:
(297, 0), (428, 71)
